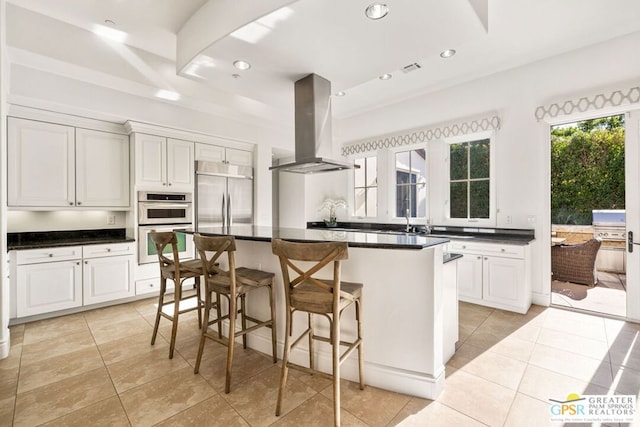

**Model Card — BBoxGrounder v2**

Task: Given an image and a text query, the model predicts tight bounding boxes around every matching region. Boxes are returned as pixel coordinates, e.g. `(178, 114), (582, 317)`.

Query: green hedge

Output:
(551, 116), (625, 225)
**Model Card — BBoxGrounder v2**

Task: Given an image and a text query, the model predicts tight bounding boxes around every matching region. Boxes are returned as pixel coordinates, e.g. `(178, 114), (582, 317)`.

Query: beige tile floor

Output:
(1, 298), (640, 426)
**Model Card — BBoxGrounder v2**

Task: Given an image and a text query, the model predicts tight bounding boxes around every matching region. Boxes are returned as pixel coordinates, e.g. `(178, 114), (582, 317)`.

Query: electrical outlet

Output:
(506, 215), (512, 225)
(527, 215), (536, 224)
(107, 215), (116, 225)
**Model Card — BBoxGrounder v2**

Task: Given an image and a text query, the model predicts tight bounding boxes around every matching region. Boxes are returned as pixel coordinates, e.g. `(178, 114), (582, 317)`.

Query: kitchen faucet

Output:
(405, 209), (411, 232)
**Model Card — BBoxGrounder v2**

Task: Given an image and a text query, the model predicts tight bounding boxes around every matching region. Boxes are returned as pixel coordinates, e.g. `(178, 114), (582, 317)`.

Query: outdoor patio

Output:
(552, 271), (627, 317)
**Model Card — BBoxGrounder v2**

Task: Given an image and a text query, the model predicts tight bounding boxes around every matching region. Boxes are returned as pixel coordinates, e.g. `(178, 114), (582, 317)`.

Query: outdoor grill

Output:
(592, 209), (626, 273)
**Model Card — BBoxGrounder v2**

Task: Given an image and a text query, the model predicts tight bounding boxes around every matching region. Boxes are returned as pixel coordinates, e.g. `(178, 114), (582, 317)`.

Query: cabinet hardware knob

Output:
(76, 262), (80, 265)
(84, 261), (88, 264)
(107, 248), (111, 252)
(163, 183), (167, 186)
(48, 253), (53, 257)
(69, 202), (73, 205)
(501, 248), (505, 252)
(484, 257), (488, 260)
(168, 183), (172, 186)
(477, 256), (481, 259)
(462, 245), (466, 249)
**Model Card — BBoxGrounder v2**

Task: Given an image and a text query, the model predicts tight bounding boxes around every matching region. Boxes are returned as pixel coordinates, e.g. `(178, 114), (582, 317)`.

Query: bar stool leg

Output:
(225, 292), (238, 393)
(194, 285), (211, 374)
(169, 278), (181, 359)
(241, 294), (248, 349)
(151, 277), (166, 345)
(332, 315), (341, 427)
(195, 276), (203, 329)
(308, 313), (314, 370)
(269, 282), (277, 363)
(275, 308), (292, 416)
(216, 293), (223, 339)
(357, 298), (365, 390)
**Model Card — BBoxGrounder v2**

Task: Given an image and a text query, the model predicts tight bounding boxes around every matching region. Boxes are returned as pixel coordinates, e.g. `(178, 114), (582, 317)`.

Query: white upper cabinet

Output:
(76, 129), (130, 207)
(135, 133), (194, 190)
(195, 142), (252, 167)
(8, 117), (75, 207)
(8, 118), (130, 208)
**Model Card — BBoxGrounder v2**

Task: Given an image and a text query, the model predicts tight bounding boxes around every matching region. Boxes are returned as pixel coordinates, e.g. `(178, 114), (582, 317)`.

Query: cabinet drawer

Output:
(83, 242), (135, 258)
(16, 246), (82, 265)
(448, 241), (525, 259)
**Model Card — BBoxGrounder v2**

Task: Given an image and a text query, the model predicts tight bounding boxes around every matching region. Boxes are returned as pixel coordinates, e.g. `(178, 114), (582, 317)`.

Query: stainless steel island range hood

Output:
(270, 73), (358, 174)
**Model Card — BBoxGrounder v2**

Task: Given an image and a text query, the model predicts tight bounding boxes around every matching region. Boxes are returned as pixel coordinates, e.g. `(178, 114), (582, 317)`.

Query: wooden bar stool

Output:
(193, 233), (277, 393)
(149, 231), (204, 359)
(271, 238), (364, 427)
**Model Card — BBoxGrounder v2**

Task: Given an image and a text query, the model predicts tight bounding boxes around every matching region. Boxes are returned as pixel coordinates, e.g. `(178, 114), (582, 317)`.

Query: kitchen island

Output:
(185, 225), (453, 399)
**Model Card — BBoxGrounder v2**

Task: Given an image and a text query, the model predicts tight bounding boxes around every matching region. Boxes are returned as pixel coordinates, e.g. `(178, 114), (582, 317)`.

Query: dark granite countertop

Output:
(7, 229), (135, 250)
(307, 222), (535, 246)
(184, 225), (449, 250)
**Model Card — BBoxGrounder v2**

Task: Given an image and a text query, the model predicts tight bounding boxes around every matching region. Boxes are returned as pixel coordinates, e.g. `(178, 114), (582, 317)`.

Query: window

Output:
(449, 139), (490, 219)
(354, 156), (377, 217)
(395, 149), (426, 218)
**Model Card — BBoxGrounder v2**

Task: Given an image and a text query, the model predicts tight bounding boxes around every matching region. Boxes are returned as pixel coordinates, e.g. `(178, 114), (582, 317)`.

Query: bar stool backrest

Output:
(193, 234), (237, 281)
(271, 239), (349, 311)
(149, 231), (182, 280)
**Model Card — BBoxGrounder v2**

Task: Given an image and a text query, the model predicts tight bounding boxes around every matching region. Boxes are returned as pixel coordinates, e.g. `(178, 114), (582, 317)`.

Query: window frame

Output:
(391, 145), (428, 221)
(443, 131), (496, 227)
(352, 154), (378, 218)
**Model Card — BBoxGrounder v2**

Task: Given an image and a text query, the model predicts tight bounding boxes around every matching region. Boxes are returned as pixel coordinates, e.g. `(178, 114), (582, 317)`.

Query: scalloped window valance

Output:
(341, 115), (501, 156)
(535, 85), (640, 121)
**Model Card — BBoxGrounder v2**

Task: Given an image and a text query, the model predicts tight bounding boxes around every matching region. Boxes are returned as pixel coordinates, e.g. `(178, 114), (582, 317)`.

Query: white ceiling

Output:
(6, 0), (640, 124)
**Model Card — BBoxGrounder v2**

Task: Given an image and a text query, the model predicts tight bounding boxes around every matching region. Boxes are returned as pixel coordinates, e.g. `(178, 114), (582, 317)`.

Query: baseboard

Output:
(0, 330), (10, 360)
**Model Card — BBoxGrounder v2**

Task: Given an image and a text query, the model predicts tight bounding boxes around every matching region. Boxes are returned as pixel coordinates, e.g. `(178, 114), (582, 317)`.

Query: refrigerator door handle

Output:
(227, 193), (232, 227)
(221, 193), (226, 227)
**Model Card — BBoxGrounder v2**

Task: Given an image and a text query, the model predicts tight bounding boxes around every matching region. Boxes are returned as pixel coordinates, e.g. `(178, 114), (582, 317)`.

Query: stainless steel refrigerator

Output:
(195, 160), (253, 229)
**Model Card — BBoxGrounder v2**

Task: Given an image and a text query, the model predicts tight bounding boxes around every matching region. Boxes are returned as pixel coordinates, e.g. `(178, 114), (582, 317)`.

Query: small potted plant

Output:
(320, 198), (347, 227)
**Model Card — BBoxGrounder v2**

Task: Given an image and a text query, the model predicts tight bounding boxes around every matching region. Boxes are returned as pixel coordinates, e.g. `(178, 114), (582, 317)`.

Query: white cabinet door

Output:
(166, 138), (194, 190)
(16, 260), (82, 317)
(135, 133), (167, 188)
(76, 129), (130, 207)
(195, 143), (225, 163)
(195, 143), (252, 167)
(83, 255), (134, 305)
(482, 256), (525, 307)
(225, 147), (253, 166)
(8, 117), (75, 207)
(456, 253), (483, 300)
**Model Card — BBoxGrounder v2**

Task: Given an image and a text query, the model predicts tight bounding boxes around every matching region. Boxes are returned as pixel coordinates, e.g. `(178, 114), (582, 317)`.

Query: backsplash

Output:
(7, 211), (127, 232)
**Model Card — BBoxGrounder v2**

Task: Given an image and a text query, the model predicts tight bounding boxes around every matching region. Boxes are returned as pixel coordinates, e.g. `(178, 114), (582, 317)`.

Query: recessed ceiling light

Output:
(365, 3), (389, 20)
(379, 73), (392, 80)
(335, 91), (346, 97)
(233, 60), (251, 70)
(440, 49), (456, 59)
(155, 89), (181, 101)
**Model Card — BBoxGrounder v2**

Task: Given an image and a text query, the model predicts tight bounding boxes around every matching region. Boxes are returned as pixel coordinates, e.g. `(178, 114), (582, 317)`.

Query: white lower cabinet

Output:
(82, 243), (135, 305)
(15, 246), (83, 317)
(13, 243), (135, 318)
(449, 240), (532, 314)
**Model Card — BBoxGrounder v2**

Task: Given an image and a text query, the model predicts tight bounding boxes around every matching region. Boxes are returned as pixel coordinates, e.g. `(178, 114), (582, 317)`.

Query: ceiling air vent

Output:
(401, 63), (422, 73)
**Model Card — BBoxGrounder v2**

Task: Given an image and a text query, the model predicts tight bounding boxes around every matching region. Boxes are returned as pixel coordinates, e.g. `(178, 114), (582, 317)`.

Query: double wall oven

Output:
(137, 191), (194, 264)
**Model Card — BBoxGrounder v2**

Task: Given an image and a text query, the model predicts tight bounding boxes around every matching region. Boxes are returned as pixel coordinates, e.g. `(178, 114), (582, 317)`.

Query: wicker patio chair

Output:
(551, 238), (602, 286)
